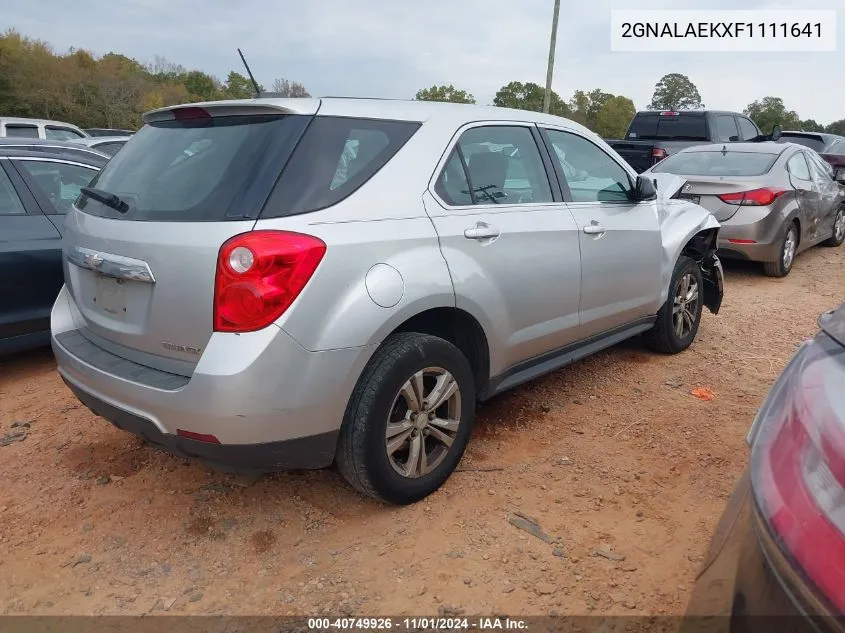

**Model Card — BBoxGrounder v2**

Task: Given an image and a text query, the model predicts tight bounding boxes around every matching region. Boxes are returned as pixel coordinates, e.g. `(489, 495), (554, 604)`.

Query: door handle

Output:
(464, 222), (500, 240)
(583, 222), (606, 236)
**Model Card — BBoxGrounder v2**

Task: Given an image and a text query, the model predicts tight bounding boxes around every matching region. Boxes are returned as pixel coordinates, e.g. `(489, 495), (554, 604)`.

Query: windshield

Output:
(627, 114), (708, 141)
(651, 151), (778, 176)
(76, 114), (310, 221)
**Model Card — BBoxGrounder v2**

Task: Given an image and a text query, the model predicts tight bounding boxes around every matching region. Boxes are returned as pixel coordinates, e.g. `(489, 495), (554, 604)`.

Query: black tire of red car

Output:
(763, 222), (798, 278)
(336, 332), (476, 505)
(644, 255), (704, 355)
(822, 206), (845, 247)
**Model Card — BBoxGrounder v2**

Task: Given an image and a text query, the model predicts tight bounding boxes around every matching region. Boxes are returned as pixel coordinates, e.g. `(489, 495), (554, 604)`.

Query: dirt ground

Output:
(1, 246), (843, 618)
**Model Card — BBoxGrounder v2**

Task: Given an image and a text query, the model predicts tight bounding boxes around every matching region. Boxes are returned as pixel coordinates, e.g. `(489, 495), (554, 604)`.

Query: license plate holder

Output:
(95, 275), (126, 316)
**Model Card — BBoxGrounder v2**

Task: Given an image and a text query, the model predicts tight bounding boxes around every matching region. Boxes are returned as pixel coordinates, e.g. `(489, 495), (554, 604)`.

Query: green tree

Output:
(222, 71), (259, 99)
(182, 70), (220, 101)
(415, 84), (475, 104)
(568, 89), (614, 129)
(827, 119), (845, 136)
(0, 29), (255, 129)
(594, 95), (637, 139)
(801, 119), (825, 132)
(493, 81), (570, 117)
(744, 97), (801, 134)
(647, 73), (703, 110)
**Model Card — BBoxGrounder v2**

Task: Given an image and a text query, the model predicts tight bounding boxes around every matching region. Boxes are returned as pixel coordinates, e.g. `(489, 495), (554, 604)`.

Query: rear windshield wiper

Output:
(80, 187), (129, 213)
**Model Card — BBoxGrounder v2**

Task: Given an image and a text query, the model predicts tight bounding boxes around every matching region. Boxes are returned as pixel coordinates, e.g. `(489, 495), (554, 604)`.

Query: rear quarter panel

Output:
(260, 117), (460, 352)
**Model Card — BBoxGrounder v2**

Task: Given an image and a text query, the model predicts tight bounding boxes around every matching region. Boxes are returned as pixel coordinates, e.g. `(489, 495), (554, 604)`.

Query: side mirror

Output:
(635, 175), (657, 201)
(835, 167), (845, 184)
(771, 124), (782, 141)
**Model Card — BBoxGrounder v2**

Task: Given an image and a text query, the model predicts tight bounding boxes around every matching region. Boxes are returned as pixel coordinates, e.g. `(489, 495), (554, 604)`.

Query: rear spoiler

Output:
(142, 98), (321, 124)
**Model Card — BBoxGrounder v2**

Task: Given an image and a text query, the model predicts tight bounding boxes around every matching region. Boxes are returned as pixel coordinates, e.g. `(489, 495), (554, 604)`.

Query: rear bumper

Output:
(51, 286), (374, 470)
(63, 377), (339, 471)
(683, 472), (843, 633)
(717, 210), (788, 263)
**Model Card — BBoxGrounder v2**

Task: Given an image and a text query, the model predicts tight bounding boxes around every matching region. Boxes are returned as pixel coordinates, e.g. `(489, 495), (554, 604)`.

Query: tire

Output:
(643, 255), (704, 355)
(336, 332), (476, 505)
(822, 206), (845, 247)
(763, 223), (798, 277)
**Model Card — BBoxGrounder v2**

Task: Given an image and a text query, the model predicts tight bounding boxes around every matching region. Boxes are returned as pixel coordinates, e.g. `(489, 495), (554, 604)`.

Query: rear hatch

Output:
(650, 148), (783, 221)
(62, 100), (318, 373)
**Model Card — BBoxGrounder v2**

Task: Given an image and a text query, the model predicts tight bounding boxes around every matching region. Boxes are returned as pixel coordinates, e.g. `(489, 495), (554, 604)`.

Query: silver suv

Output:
(51, 98), (724, 504)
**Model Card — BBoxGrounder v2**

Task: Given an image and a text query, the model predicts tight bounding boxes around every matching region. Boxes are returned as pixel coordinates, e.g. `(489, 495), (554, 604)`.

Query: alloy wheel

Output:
(385, 367), (462, 478)
(783, 227), (797, 270)
(672, 273), (700, 339)
(835, 209), (845, 243)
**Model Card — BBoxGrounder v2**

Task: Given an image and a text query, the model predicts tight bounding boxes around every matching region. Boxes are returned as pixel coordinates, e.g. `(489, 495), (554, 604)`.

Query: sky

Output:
(5, 0), (844, 125)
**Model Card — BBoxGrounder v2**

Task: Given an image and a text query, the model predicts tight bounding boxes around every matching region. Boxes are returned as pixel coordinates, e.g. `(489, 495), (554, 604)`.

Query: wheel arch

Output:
(386, 307), (491, 399)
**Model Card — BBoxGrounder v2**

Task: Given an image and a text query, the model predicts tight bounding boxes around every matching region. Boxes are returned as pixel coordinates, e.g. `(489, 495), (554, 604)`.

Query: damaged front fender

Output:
(652, 173), (724, 315)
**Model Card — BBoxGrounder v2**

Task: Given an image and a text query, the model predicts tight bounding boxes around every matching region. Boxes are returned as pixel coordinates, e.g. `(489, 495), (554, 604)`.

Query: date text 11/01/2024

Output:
(621, 22), (823, 38)
(307, 618), (528, 631)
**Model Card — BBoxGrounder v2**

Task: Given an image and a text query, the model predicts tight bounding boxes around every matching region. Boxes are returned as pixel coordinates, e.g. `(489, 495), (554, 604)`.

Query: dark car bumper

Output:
(64, 377), (339, 473)
(682, 472), (844, 633)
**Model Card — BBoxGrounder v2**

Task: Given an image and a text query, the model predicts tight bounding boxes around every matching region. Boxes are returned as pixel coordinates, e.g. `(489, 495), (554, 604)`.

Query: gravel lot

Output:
(1, 247), (843, 617)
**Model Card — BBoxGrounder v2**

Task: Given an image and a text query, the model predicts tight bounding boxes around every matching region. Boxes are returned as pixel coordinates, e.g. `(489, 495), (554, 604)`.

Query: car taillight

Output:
(749, 334), (845, 612)
(213, 230), (326, 333)
(652, 148), (668, 161)
(717, 188), (786, 206)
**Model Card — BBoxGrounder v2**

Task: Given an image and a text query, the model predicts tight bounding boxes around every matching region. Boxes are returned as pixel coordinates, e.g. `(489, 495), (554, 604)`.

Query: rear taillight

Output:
(717, 188), (786, 206)
(750, 334), (845, 611)
(213, 230), (326, 333)
(652, 148), (668, 162)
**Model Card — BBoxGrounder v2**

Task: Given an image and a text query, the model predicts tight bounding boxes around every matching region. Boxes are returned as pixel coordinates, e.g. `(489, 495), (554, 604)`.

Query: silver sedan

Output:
(648, 142), (845, 277)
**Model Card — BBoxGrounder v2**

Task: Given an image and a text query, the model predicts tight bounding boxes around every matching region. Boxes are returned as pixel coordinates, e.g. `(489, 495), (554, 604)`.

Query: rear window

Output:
(627, 114), (708, 141)
(77, 114), (419, 222)
(779, 134), (826, 152)
(651, 151), (778, 176)
(5, 125), (39, 138)
(261, 116), (420, 218)
(77, 114), (311, 221)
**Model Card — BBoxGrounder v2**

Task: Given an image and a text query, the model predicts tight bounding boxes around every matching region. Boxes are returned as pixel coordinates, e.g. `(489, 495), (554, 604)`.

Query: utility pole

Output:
(543, 0), (561, 113)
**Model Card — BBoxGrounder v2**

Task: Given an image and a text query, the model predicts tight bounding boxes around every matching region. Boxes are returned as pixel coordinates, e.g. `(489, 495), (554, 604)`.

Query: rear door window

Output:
(0, 166), (26, 215)
(787, 153), (812, 181)
(263, 116), (421, 217)
(4, 125), (39, 138)
(45, 126), (85, 141)
(434, 149), (472, 206)
(737, 117), (759, 140)
(15, 160), (98, 214)
(714, 115), (739, 142)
